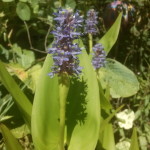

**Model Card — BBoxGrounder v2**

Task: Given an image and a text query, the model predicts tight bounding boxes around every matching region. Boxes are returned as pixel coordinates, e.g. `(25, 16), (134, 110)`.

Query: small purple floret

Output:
(92, 43), (106, 69)
(85, 9), (99, 34)
(48, 9), (83, 77)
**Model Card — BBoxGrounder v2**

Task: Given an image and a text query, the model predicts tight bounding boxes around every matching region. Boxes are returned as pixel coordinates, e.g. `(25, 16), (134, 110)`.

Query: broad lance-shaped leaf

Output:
(0, 61), (32, 128)
(129, 127), (139, 150)
(99, 12), (122, 54)
(98, 123), (115, 150)
(0, 124), (23, 150)
(67, 49), (100, 150)
(99, 59), (139, 98)
(32, 55), (60, 150)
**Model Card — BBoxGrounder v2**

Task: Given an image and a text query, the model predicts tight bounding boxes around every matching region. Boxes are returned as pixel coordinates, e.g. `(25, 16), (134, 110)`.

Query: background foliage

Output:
(0, 0), (149, 150)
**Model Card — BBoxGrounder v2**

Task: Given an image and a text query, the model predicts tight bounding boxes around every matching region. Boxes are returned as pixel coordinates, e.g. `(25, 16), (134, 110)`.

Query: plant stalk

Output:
(88, 33), (93, 53)
(59, 0), (62, 6)
(59, 73), (70, 150)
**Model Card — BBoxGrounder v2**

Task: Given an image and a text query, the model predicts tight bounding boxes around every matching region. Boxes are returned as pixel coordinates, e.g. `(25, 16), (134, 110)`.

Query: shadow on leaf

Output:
(66, 76), (87, 144)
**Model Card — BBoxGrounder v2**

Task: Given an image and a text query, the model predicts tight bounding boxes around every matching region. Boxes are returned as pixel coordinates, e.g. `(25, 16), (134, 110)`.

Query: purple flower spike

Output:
(48, 9), (83, 77)
(85, 9), (99, 34)
(92, 43), (106, 69)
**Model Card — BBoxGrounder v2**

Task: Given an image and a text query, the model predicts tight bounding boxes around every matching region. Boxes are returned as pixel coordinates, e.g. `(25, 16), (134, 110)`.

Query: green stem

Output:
(88, 33), (93, 53)
(59, 0), (62, 6)
(59, 73), (70, 150)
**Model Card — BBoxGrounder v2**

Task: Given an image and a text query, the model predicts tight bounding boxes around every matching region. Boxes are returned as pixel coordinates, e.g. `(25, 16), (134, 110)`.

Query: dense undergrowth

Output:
(0, 0), (149, 150)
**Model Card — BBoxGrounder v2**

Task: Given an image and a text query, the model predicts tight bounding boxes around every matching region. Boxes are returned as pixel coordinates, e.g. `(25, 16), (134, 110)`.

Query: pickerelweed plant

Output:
(48, 9), (83, 150)
(30, 8), (139, 150)
(0, 7), (140, 150)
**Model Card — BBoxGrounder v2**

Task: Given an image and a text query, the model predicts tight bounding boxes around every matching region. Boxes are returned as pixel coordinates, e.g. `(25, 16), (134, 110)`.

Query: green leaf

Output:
(32, 55), (60, 150)
(2, 0), (14, 2)
(19, 0), (27, 2)
(99, 59), (139, 98)
(0, 61), (32, 128)
(100, 104), (124, 133)
(16, 2), (31, 21)
(28, 0), (39, 14)
(99, 12), (122, 54)
(129, 128), (139, 150)
(65, 0), (76, 9)
(99, 123), (116, 150)
(12, 44), (35, 69)
(0, 124), (23, 150)
(27, 64), (42, 92)
(98, 80), (112, 113)
(32, 40), (100, 150)
(67, 49), (100, 150)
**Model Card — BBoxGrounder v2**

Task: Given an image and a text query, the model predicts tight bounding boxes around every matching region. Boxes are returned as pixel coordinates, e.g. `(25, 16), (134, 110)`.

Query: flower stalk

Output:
(59, 73), (70, 150)
(92, 43), (106, 69)
(88, 33), (93, 53)
(85, 9), (99, 53)
(48, 8), (83, 150)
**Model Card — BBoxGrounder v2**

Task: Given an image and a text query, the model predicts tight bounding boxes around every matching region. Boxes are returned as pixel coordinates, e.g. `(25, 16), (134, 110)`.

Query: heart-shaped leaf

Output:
(99, 59), (139, 98)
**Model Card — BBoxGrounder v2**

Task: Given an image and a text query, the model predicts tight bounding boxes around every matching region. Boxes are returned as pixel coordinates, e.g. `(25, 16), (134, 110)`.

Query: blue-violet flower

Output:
(92, 43), (106, 69)
(48, 9), (83, 77)
(85, 9), (99, 34)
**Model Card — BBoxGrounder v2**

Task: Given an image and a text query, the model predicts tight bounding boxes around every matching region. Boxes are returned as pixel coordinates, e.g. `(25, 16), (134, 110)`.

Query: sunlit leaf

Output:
(0, 61), (32, 128)
(32, 55), (60, 150)
(99, 12), (122, 54)
(65, 0), (76, 9)
(0, 124), (23, 150)
(67, 47), (100, 150)
(6, 63), (28, 81)
(99, 123), (116, 150)
(11, 124), (30, 139)
(27, 64), (42, 92)
(11, 44), (35, 69)
(98, 80), (112, 113)
(99, 59), (139, 98)
(2, 0), (14, 2)
(19, 0), (27, 2)
(129, 128), (140, 150)
(100, 105), (124, 133)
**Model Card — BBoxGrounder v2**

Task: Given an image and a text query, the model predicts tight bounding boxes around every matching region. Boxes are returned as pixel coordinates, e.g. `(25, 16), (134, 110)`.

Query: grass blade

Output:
(0, 124), (23, 150)
(0, 61), (32, 128)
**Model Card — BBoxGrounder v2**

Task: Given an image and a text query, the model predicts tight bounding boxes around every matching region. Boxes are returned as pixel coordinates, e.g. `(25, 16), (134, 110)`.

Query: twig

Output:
(23, 21), (47, 54)
(123, 50), (135, 65)
(44, 25), (51, 52)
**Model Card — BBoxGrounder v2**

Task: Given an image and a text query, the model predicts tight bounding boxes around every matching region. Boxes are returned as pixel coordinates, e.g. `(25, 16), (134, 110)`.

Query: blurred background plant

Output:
(0, 0), (149, 150)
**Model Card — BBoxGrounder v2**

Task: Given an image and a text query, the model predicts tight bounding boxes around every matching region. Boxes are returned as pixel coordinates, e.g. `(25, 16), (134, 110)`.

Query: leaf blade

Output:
(32, 55), (60, 150)
(0, 124), (23, 150)
(129, 127), (140, 150)
(16, 2), (31, 21)
(99, 123), (116, 150)
(99, 59), (139, 98)
(0, 61), (32, 128)
(68, 49), (100, 150)
(99, 13), (122, 54)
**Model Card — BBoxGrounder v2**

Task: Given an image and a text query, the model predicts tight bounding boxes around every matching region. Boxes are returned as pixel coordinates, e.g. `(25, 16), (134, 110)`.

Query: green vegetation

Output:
(0, 0), (149, 150)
